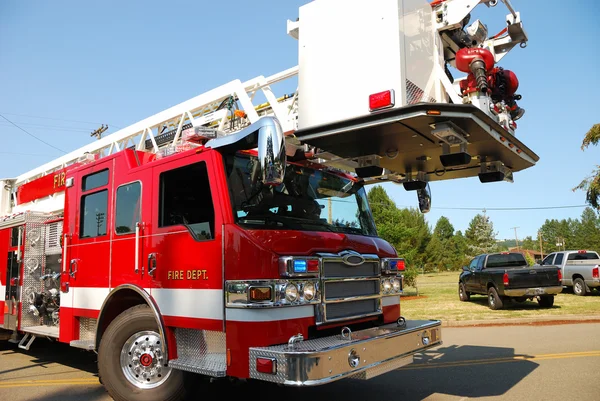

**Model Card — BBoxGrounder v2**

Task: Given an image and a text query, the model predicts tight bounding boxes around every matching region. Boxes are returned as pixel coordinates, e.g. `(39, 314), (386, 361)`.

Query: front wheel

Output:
(537, 295), (554, 308)
(459, 282), (470, 301)
(487, 287), (504, 310)
(573, 278), (588, 296)
(98, 305), (187, 401)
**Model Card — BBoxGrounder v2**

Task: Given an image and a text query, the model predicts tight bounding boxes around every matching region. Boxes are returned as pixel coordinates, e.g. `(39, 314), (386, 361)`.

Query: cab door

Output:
(109, 171), (152, 290)
(146, 152), (225, 330)
(61, 160), (113, 342)
(464, 256), (480, 293)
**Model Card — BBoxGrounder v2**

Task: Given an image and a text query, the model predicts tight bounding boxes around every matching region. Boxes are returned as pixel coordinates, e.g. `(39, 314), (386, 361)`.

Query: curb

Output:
(441, 315), (600, 327)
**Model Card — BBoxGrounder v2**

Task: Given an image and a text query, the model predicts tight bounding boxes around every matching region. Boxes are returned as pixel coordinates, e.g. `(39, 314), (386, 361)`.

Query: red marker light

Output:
(503, 273), (509, 287)
(307, 259), (319, 273)
(397, 260), (405, 271)
(369, 90), (395, 111)
(256, 358), (276, 374)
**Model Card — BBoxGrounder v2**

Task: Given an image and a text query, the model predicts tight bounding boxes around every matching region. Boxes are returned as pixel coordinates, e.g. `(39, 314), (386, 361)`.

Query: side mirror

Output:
(258, 119), (286, 186)
(417, 183), (432, 214)
(535, 259), (542, 265)
(462, 266), (469, 272)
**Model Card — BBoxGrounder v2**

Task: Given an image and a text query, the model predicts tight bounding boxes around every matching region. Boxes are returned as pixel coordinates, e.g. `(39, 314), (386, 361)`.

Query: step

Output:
(70, 339), (95, 350)
(169, 354), (227, 377)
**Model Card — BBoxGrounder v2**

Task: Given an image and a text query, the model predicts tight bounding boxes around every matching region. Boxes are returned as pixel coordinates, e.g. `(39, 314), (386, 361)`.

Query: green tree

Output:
(574, 207), (600, 251)
(367, 185), (431, 268)
(520, 236), (536, 251)
(523, 252), (535, 266)
(426, 216), (465, 271)
(465, 214), (498, 254)
(539, 218), (577, 252)
(433, 216), (454, 240)
(574, 124), (600, 208)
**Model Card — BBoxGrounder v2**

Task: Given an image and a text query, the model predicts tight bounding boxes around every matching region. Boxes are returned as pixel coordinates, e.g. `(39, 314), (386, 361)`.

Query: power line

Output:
(432, 205), (588, 211)
(0, 151), (56, 156)
(0, 121), (95, 133)
(0, 111), (121, 129)
(0, 113), (66, 153)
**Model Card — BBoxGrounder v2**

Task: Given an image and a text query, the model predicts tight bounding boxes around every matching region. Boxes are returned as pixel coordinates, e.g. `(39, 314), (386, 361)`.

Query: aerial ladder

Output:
(1, 0), (535, 217)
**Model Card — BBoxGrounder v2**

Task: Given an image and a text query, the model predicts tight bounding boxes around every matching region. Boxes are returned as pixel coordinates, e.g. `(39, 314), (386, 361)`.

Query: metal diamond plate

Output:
(168, 328), (226, 377)
(20, 213), (49, 328)
(79, 317), (97, 341)
(406, 79), (436, 105)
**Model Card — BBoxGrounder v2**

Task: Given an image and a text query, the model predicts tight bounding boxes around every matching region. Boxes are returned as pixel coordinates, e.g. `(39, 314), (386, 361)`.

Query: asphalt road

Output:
(1, 323), (599, 401)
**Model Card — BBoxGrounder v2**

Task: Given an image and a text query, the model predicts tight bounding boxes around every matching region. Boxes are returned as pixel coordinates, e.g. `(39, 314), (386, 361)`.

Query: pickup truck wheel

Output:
(537, 295), (554, 308)
(98, 305), (186, 401)
(573, 278), (588, 296)
(487, 287), (503, 310)
(459, 282), (470, 301)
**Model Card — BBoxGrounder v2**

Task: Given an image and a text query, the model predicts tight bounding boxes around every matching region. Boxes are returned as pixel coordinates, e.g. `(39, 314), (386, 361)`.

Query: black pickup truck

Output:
(458, 252), (563, 310)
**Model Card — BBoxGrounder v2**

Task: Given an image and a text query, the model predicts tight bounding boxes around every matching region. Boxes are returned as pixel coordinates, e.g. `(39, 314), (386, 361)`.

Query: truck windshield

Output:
(486, 253), (528, 268)
(225, 153), (377, 236)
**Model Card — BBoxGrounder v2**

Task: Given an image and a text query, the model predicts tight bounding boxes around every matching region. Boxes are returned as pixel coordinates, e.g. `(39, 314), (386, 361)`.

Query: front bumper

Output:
(249, 319), (441, 386)
(504, 286), (563, 297)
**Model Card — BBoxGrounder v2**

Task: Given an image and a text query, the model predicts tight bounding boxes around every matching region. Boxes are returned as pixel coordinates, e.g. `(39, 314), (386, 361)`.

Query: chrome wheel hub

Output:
(120, 330), (171, 389)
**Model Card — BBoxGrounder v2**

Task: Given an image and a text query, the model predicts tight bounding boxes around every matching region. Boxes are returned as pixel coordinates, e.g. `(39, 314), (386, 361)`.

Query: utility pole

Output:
(328, 198), (332, 224)
(91, 124), (109, 140)
(538, 230), (544, 259)
(511, 226), (520, 251)
(556, 237), (566, 251)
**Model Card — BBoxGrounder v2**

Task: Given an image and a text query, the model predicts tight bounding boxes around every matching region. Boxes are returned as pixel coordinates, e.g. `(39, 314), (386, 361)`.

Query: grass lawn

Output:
(400, 271), (600, 322)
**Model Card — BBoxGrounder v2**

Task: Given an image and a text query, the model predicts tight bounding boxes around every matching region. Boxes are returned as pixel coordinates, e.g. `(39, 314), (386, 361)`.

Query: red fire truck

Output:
(1, 1), (535, 400)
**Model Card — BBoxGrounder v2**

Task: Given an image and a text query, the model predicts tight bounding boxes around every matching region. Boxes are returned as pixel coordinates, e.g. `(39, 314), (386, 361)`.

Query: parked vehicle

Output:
(459, 252), (562, 310)
(539, 250), (600, 296)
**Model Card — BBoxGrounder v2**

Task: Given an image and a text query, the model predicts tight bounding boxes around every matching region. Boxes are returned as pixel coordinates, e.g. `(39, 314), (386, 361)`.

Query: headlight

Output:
(382, 279), (392, 294)
(303, 282), (316, 301)
(391, 278), (401, 292)
(285, 283), (299, 302)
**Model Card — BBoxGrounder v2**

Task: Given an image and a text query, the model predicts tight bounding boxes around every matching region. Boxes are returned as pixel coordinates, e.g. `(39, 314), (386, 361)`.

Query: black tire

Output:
(459, 282), (470, 301)
(573, 278), (588, 296)
(487, 287), (503, 310)
(98, 305), (186, 401)
(537, 295), (554, 308)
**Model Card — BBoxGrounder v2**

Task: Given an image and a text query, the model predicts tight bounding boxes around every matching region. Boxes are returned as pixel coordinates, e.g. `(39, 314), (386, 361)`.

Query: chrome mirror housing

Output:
(417, 183), (431, 214)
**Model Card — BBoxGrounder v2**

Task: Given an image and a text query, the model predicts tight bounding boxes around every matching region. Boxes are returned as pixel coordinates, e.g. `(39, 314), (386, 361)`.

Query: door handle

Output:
(147, 253), (157, 277)
(69, 259), (79, 278)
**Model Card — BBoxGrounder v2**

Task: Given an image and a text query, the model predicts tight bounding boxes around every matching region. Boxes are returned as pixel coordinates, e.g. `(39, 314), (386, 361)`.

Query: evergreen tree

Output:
(465, 214), (498, 254)
(433, 216), (454, 240)
(574, 207), (600, 251)
(367, 185), (431, 267)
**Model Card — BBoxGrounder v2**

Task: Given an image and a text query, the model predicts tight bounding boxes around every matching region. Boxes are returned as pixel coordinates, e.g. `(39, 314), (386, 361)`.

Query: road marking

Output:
(401, 350), (600, 370)
(0, 377), (100, 389)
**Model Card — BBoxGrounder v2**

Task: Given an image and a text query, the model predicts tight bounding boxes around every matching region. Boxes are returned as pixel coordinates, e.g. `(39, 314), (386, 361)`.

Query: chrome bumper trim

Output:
(249, 319), (442, 386)
(504, 286), (563, 297)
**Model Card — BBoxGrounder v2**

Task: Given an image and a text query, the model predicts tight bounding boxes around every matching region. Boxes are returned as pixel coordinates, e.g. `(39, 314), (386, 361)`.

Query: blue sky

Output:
(1, 0), (599, 241)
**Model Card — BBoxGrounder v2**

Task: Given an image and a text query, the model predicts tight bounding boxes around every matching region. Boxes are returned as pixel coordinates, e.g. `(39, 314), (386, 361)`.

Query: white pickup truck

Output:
(539, 250), (600, 296)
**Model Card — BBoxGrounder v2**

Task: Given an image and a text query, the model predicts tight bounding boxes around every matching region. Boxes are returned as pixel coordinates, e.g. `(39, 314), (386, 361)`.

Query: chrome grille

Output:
(318, 252), (382, 324)
(324, 279), (379, 301)
(326, 299), (380, 321)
